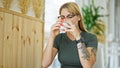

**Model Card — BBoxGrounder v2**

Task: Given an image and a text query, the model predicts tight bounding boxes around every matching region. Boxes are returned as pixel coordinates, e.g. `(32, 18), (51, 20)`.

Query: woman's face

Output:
(60, 8), (80, 26)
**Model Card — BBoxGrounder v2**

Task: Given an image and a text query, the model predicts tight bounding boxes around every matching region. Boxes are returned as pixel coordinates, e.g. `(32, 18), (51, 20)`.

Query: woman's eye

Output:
(61, 16), (65, 19)
(68, 16), (73, 18)
(67, 15), (73, 18)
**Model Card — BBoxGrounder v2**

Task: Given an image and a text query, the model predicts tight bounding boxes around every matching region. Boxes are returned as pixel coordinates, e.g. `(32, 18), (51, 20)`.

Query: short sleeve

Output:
(86, 34), (98, 48)
(53, 34), (60, 50)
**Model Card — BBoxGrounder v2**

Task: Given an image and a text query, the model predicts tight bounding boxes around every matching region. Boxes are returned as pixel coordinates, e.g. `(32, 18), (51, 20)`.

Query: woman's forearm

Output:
(77, 42), (97, 68)
(42, 36), (55, 67)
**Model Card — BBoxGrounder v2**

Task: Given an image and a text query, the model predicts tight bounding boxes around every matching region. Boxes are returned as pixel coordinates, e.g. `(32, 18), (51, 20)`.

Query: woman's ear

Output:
(78, 15), (81, 21)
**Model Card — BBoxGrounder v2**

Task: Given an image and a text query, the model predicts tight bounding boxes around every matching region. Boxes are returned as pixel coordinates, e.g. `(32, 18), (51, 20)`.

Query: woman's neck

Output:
(66, 32), (76, 41)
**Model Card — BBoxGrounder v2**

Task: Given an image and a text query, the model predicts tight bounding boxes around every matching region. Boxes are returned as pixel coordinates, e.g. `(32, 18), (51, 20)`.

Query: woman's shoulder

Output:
(81, 31), (96, 38)
(82, 31), (98, 47)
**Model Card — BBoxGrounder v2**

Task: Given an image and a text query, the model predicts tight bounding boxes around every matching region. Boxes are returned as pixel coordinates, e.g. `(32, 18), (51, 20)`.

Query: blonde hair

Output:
(59, 2), (87, 32)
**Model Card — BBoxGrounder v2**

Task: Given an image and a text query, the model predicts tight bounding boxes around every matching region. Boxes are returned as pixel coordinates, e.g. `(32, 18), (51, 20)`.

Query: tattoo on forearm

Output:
(77, 43), (90, 61)
(90, 47), (97, 56)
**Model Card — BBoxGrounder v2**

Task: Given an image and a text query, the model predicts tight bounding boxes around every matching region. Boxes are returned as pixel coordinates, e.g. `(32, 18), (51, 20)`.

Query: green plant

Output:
(82, 0), (106, 35)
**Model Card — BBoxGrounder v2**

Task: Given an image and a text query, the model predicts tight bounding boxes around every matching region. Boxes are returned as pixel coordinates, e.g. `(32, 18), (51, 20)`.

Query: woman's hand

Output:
(50, 21), (61, 38)
(65, 21), (81, 40)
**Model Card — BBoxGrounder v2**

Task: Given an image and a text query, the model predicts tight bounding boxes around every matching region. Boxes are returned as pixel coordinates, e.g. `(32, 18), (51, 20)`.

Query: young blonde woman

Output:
(42, 2), (98, 68)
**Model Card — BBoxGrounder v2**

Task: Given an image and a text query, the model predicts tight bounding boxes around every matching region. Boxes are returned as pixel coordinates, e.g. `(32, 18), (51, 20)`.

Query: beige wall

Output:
(0, 0), (44, 68)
